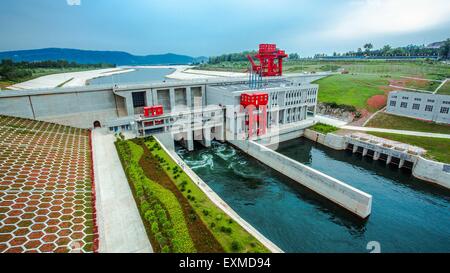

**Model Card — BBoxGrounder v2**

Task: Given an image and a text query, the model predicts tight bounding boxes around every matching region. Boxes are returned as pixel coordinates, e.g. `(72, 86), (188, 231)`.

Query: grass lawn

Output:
(402, 78), (442, 91)
(146, 137), (269, 253)
(313, 74), (389, 110)
(365, 112), (450, 134)
(367, 132), (450, 164)
(0, 81), (14, 90)
(436, 81), (450, 95)
(310, 123), (339, 134)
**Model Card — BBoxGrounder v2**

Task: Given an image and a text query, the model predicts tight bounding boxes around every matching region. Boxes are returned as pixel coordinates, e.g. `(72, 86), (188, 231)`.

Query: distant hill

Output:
(0, 48), (208, 65)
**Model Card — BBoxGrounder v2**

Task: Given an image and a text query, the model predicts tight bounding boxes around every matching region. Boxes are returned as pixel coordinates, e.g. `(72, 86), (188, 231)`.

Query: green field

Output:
(436, 81), (450, 95)
(367, 132), (450, 164)
(366, 112), (450, 134)
(197, 60), (450, 113)
(310, 123), (339, 134)
(313, 74), (389, 110)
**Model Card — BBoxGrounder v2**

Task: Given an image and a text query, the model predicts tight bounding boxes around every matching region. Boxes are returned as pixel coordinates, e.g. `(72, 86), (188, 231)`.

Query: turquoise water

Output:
(87, 67), (175, 85)
(176, 139), (450, 253)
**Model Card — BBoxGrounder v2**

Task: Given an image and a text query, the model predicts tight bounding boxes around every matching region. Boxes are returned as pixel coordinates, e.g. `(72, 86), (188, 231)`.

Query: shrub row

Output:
(144, 137), (270, 253)
(116, 139), (196, 253)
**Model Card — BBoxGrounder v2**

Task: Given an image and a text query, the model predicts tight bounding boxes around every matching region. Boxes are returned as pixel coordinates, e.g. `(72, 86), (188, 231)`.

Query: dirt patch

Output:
(137, 142), (224, 253)
(367, 95), (387, 110)
(349, 109), (372, 126)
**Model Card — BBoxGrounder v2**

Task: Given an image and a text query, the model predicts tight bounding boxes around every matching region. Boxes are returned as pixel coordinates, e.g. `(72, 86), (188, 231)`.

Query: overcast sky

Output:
(0, 0), (449, 57)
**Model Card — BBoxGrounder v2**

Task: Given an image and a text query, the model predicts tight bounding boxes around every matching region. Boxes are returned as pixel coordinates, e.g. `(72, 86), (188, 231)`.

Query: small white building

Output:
(386, 91), (450, 124)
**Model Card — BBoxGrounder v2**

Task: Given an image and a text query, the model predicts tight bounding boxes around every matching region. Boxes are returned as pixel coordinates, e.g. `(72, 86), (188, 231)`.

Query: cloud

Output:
(322, 0), (450, 39)
(67, 0), (81, 6)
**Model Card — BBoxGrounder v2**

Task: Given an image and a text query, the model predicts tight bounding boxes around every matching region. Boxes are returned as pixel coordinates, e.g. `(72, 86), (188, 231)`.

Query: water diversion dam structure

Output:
(1, 44), (448, 252)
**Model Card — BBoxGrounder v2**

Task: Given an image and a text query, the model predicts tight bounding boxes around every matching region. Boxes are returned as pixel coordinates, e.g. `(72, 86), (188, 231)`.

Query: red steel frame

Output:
(241, 93), (269, 138)
(247, 43), (288, 77)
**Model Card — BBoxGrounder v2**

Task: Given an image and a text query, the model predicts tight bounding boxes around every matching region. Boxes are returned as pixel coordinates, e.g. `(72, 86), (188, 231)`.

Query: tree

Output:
(382, 45), (392, 56)
(357, 48), (363, 56)
(439, 38), (450, 60)
(288, 53), (299, 60)
(363, 43), (373, 53)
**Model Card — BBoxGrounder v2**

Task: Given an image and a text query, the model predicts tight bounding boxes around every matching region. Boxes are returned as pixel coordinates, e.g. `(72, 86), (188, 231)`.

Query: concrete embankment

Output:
(229, 139), (373, 219)
(304, 129), (450, 190)
(153, 134), (284, 253)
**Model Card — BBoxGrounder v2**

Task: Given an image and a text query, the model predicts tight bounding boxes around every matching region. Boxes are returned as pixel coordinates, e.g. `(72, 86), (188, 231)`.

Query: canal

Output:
(87, 67), (175, 85)
(176, 138), (450, 253)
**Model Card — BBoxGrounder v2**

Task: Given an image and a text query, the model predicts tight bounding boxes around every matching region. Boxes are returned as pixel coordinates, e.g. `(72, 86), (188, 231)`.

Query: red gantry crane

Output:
(240, 44), (289, 139)
(247, 44), (288, 77)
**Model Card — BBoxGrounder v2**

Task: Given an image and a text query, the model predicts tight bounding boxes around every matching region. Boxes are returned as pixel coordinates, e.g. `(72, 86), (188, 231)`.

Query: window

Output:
(440, 107), (449, 114)
(443, 101), (450, 105)
(390, 101), (396, 107)
(414, 98), (421, 101)
(402, 96), (409, 100)
(425, 105), (433, 112)
(132, 92), (146, 108)
(391, 95), (397, 99)
(400, 102), (408, 108)
(412, 103), (420, 110)
(427, 99), (435, 103)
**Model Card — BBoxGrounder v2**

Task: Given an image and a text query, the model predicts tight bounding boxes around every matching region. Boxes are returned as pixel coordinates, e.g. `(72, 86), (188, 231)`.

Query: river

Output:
(176, 138), (450, 253)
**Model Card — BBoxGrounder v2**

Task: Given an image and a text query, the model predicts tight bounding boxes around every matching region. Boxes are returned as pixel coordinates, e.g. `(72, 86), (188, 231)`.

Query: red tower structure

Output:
(247, 44), (288, 77)
(240, 93), (269, 138)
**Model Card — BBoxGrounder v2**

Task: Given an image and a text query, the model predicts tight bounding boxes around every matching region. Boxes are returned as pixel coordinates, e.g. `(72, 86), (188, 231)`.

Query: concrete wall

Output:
(386, 91), (450, 124)
(304, 129), (450, 190)
(230, 139), (372, 218)
(304, 129), (346, 150)
(413, 157), (450, 189)
(0, 89), (119, 128)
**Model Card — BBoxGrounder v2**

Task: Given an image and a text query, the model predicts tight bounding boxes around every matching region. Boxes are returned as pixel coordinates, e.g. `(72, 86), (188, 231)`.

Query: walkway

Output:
(341, 126), (450, 139)
(92, 129), (152, 253)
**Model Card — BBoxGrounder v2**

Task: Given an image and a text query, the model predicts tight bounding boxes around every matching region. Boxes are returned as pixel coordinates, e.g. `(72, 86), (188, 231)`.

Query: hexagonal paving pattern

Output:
(0, 115), (97, 253)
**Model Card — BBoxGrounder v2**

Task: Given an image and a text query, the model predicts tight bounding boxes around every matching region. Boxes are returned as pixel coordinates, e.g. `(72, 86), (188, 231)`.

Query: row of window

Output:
(391, 101), (449, 114)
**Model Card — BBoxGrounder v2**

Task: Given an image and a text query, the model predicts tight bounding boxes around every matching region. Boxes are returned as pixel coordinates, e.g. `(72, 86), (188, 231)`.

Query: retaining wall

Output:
(413, 157), (450, 189)
(304, 130), (450, 190)
(230, 139), (373, 218)
(304, 129), (346, 150)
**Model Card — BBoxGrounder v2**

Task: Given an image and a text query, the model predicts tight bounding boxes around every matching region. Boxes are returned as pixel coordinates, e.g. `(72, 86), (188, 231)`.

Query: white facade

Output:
(386, 91), (450, 124)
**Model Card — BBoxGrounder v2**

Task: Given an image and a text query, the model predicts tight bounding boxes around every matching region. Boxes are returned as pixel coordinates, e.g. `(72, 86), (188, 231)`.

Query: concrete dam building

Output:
(0, 74), (323, 150)
(0, 72), (376, 219)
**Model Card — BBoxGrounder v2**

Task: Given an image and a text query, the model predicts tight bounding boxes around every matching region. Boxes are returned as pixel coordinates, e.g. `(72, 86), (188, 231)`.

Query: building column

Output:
(169, 88), (175, 112)
(373, 151), (380, 161)
(201, 86), (206, 107)
(124, 93), (134, 116)
(386, 155), (392, 165)
(186, 130), (194, 151)
(152, 90), (158, 105)
(203, 128), (211, 147)
(362, 148), (368, 157)
(352, 145), (358, 153)
(399, 159), (405, 169)
(145, 90), (153, 106)
(186, 87), (192, 108)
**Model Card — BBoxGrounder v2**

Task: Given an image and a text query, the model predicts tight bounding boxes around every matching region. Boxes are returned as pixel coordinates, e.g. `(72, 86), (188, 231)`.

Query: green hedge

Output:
(310, 123), (339, 134)
(145, 136), (269, 253)
(116, 140), (196, 253)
